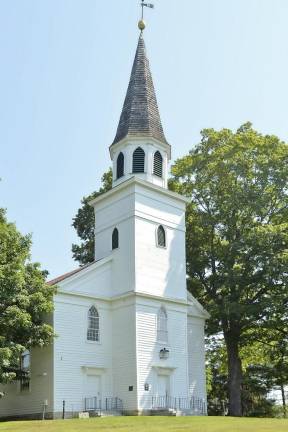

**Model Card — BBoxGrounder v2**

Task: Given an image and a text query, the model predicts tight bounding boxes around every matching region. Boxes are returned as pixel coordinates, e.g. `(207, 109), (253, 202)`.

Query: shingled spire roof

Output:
(111, 33), (168, 146)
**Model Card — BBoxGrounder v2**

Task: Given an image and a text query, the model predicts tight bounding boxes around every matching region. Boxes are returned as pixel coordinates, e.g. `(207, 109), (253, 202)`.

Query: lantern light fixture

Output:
(159, 348), (170, 359)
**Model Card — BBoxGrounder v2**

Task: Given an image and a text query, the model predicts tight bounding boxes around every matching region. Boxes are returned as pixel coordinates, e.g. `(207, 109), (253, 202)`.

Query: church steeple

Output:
(110, 26), (171, 189)
(111, 33), (168, 147)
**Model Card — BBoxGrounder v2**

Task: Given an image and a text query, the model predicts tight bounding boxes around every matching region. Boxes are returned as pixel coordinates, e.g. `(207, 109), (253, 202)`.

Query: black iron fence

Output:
(152, 395), (207, 414)
(84, 397), (101, 412)
(84, 397), (123, 414)
(84, 395), (205, 415)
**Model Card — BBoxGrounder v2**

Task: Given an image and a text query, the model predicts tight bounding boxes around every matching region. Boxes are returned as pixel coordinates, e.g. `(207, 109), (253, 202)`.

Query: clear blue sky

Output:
(1, 0), (287, 279)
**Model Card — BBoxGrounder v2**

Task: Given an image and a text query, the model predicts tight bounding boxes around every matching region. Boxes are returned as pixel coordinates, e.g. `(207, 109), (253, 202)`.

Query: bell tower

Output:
(91, 20), (189, 298)
(109, 31), (171, 189)
(88, 15), (208, 414)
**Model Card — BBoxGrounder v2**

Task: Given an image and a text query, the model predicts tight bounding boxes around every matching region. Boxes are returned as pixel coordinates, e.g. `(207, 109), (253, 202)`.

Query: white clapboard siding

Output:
(53, 294), (113, 414)
(136, 299), (189, 410)
(111, 298), (137, 411)
(94, 192), (136, 297)
(187, 316), (207, 400)
(134, 186), (187, 302)
(0, 344), (53, 418)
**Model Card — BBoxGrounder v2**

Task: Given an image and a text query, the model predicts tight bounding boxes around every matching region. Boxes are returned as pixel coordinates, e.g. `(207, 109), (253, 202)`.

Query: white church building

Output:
(0, 25), (209, 419)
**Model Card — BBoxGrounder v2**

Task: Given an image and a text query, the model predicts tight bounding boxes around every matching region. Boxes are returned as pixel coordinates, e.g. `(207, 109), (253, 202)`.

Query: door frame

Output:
(81, 366), (105, 402)
(156, 373), (170, 397)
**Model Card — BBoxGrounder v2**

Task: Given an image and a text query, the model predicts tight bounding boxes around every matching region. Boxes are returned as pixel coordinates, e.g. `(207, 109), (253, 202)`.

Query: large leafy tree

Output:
(0, 209), (55, 383)
(72, 169), (112, 265)
(207, 334), (281, 417)
(170, 123), (288, 416)
(247, 305), (288, 417)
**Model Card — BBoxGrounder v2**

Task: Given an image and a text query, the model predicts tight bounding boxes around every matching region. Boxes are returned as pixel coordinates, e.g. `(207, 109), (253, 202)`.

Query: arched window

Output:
(153, 151), (163, 177)
(116, 152), (124, 179)
(157, 307), (168, 343)
(157, 225), (166, 248)
(20, 350), (30, 392)
(87, 306), (99, 342)
(132, 147), (145, 173)
(112, 228), (119, 250)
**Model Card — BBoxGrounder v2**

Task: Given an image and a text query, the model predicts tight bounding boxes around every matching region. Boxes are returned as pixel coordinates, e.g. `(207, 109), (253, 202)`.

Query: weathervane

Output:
(138, 0), (154, 31)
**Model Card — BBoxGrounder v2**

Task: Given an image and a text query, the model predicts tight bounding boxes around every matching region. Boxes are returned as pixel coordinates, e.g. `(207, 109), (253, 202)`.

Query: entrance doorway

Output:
(157, 374), (170, 397)
(86, 375), (101, 399)
(85, 375), (102, 411)
(154, 374), (170, 409)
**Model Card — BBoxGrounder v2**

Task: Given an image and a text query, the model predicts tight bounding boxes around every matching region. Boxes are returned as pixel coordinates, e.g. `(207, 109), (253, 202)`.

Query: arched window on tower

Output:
(116, 152), (124, 179)
(157, 307), (168, 343)
(157, 225), (166, 248)
(153, 151), (163, 177)
(112, 228), (119, 250)
(132, 147), (145, 173)
(87, 306), (99, 342)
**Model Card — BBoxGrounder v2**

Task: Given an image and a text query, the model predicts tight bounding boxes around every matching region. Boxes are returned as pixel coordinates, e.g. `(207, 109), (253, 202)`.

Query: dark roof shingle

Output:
(111, 33), (168, 146)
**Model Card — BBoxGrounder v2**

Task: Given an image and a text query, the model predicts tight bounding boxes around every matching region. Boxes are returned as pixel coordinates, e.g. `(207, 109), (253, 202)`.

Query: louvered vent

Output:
(116, 152), (124, 179)
(157, 225), (166, 248)
(153, 151), (163, 177)
(132, 147), (145, 173)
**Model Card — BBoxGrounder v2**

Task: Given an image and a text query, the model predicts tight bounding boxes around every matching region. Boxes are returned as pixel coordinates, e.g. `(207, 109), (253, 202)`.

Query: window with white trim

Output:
(112, 228), (119, 250)
(157, 307), (168, 343)
(116, 152), (124, 179)
(87, 306), (100, 342)
(157, 225), (166, 248)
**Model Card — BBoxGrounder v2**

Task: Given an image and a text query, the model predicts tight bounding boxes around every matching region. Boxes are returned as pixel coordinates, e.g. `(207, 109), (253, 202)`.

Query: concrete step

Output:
(100, 411), (123, 417)
(150, 409), (176, 416)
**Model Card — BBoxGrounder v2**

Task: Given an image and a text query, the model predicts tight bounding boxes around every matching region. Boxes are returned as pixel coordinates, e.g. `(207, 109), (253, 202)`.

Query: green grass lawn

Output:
(0, 417), (287, 432)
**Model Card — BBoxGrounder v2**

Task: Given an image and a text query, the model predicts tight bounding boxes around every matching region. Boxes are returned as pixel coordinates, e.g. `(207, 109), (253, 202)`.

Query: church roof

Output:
(47, 261), (96, 286)
(111, 33), (169, 147)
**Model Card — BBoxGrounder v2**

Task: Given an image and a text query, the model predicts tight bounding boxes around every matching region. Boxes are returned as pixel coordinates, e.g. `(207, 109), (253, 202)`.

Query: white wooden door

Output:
(157, 375), (170, 397)
(86, 375), (101, 399)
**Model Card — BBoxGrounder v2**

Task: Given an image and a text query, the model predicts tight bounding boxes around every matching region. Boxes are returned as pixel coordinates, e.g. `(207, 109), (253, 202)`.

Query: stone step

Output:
(150, 409), (176, 416)
(100, 411), (123, 417)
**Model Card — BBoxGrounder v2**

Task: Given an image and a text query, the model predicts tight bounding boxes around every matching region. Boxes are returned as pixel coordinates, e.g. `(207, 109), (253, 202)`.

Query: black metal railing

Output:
(84, 397), (123, 414)
(104, 397), (123, 412)
(152, 395), (207, 414)
(84, 397), (101, 412)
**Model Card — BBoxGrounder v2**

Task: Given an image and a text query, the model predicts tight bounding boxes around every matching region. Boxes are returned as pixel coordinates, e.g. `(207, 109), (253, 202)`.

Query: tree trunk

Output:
(224, 331), (243, 416)
(280, 384), (286, 418)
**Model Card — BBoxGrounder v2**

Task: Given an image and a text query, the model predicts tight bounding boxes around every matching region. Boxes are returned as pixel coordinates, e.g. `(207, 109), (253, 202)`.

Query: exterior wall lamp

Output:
(159, 348), (170, 360)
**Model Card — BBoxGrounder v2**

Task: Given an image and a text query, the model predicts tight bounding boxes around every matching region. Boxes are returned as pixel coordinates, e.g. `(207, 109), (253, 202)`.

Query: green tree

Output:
(72, 169), (112, 265)
(206, 336), (228, 416)
(247, 310), (288, 417)
(207, 334), (278, 417)
(0, 209), (55, 383)
(170, 123), (288, 416)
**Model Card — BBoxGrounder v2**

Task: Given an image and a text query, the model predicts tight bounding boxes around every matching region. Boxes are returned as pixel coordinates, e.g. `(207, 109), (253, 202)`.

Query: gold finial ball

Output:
(138, 19), (146, 31)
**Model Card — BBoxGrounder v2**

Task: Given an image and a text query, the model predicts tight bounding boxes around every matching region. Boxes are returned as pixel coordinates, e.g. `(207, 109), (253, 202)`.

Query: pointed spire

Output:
(111, 34), (168, 147)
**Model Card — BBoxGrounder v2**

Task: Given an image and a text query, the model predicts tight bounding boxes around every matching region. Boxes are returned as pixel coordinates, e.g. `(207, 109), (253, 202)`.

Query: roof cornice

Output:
(89, 177), (190, 207)
(109, 135), (171, 160)
(48, 256), (113, 287)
